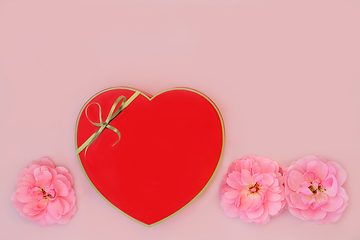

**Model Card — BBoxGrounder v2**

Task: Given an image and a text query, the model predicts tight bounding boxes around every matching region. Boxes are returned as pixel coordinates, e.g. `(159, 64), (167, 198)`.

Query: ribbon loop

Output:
(76, 91), (140, 155)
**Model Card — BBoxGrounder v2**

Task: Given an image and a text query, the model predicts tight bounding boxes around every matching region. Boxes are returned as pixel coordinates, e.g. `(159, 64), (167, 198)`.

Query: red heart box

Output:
(75, 87), (224, 226)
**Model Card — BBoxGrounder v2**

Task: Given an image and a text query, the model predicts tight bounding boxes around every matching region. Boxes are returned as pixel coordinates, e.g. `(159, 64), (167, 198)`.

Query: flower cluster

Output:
(220, 155), (348, 225)
(11, 158), (76, 225)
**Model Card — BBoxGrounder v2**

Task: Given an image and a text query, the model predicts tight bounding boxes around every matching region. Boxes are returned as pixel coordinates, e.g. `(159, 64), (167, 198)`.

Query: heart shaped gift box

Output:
(75, 87), (224, 226)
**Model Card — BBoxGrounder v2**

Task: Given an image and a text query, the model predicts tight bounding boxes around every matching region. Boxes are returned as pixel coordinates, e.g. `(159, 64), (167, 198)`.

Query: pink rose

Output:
(284, 155), (348, 224)
(220, 155), (286, 224)
(11, 158), (76, 225)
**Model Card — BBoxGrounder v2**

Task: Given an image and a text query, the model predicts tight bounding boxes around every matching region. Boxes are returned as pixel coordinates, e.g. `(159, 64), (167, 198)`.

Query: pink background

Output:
(0, 0), (359, 239)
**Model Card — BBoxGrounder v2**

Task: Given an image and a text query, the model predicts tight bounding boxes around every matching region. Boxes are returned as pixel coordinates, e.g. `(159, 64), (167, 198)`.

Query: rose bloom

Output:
(220, 155), (286, 224)
(11, 158), (76, 225)
(284, 155), (348, 224)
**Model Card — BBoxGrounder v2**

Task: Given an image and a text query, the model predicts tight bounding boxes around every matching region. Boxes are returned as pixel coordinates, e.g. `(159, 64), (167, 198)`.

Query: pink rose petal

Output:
(328, 161), (347, 186)
(262, 174), (274, 186)
(47, 198), (64, 219)
(54, 179), (69, 197)
(59, 198), (70, 215)
(312, 194), (329, 209)
(240, 170), (252, 185)
(337, 187), (349, 201)
(239, 194), (253, 211)
(238, 210), (253, 223)
(28, 209), (46, 221)
(252, 173), (263, 183)
(245, 204), (264, 219)
(301, 208), (327, 220)
(323, 175), (338, 197)
(57, 205), (77, 224)
(23, 201), (39, 214)
(259, 160), (276, 173)
(44, 212), (57, 225)
(287, 170), (304, 192)
(288, 207), (307, 221)
(227, 172), (242, 189)
(321, 195), (344, 212)
(289, 192), (310, 210)
(33, 170), (53, 188)
(249, 193), (263, 211)
(266, 200), (282, 216)
(39, 158), (55, 168)
(303, 172), (316, 182)
(251, 162), (261, 174)
(307, 160), (328, 181)
(244, 159), (253, 172)
(315, 212), (342, 224)
(298, 187), (314, 196)
(301, 195), (315, 205)
(296, 155), (318, 170)
(255, 207), (270, 224)
(321, 177), (333, 189)
(222, 202), (239, 217)
(16, 188), (34, 203)
(266, 191), (281, 202)
(55, 166), (70, 177)
(334, 198), (348, 214)
(224, 190), (239, 199)
(18, 173), (36, 185)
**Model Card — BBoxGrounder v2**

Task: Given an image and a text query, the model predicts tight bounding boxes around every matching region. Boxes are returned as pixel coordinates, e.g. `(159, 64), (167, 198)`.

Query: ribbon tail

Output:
(123, 91), (141, 108)
(106, 124), (121, 146)
(76, 129), (103, 154)
(108, 91), (140, 122)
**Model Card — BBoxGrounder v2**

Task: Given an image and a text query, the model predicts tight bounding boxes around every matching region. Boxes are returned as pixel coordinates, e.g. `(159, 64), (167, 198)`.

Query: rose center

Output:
(249, 182), (261, 194)
(308, 185), (317, 194)
(308, 182), (325, 195)
(41, 188), (54, 200)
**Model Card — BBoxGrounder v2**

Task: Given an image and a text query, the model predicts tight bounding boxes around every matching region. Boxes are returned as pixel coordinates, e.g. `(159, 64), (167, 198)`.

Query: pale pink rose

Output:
(284, 155), (348, 224)
(11, 158), (76, 225)
(220, 155), (286, 224)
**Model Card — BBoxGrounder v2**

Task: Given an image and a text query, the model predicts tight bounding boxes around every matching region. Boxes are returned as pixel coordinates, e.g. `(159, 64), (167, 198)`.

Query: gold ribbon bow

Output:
(76, 91), (141, 155)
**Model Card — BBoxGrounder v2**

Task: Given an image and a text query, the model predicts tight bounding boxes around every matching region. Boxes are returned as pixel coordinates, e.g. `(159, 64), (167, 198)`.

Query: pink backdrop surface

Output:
(1, 0), (359, 239)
